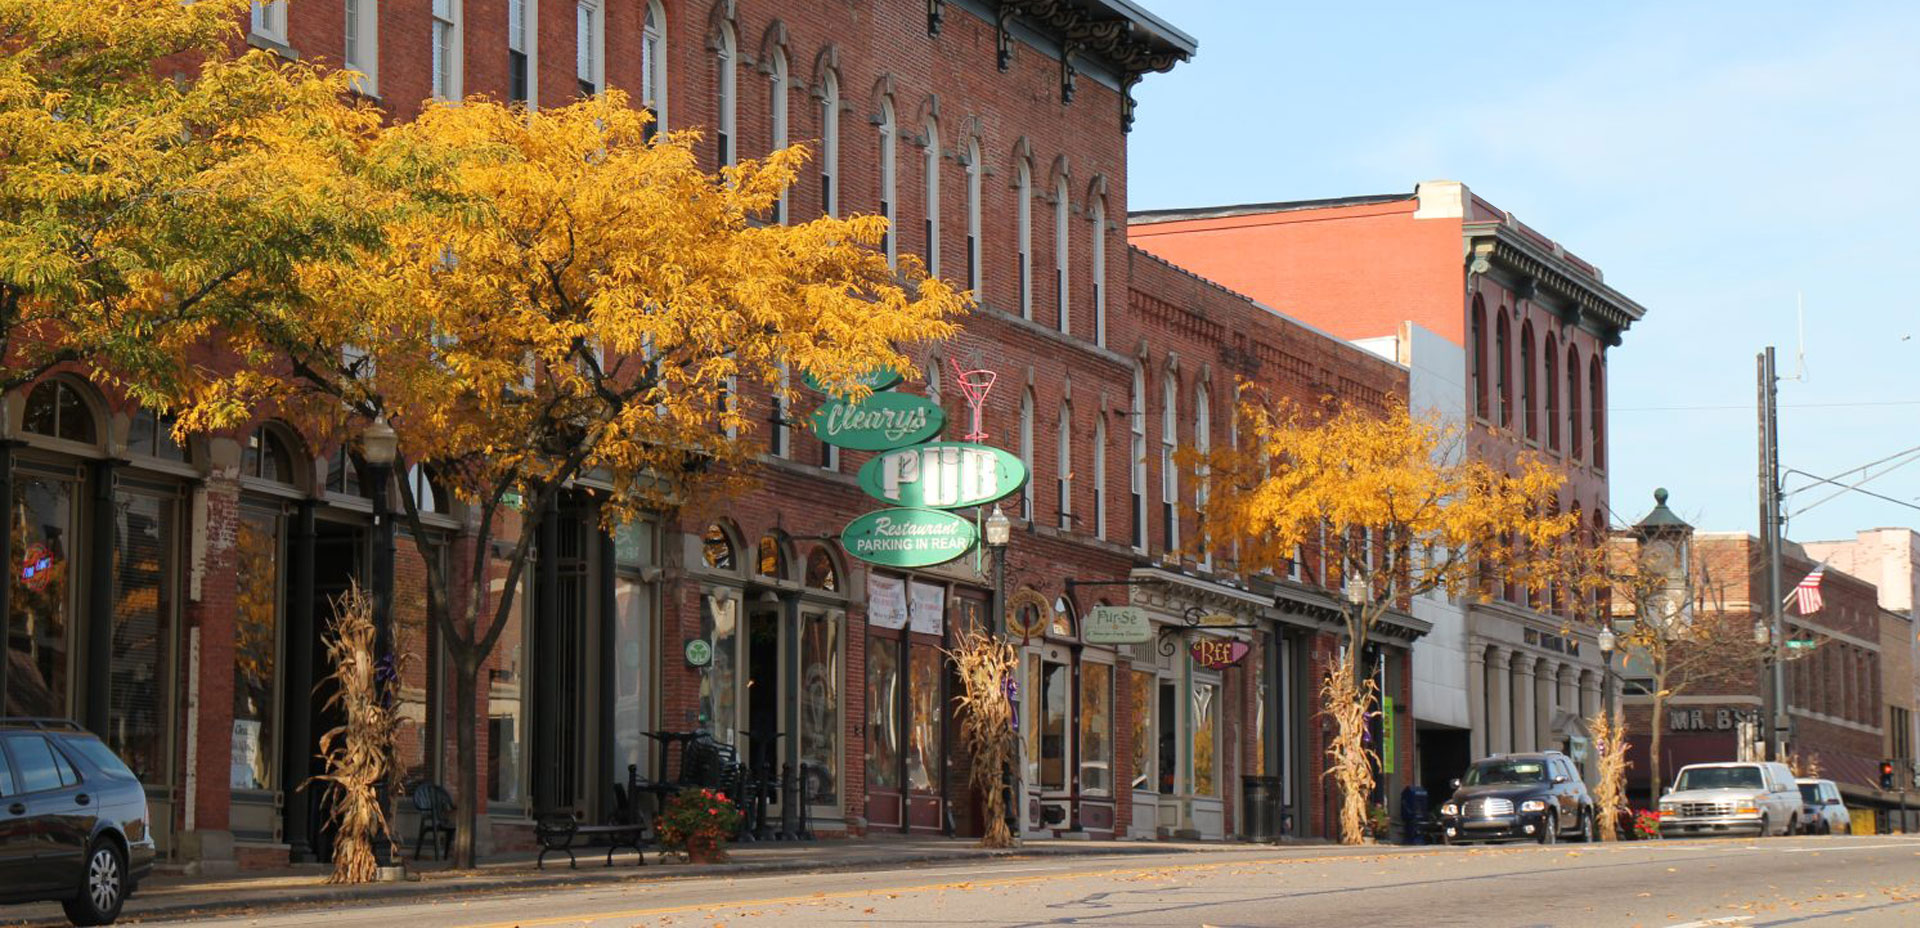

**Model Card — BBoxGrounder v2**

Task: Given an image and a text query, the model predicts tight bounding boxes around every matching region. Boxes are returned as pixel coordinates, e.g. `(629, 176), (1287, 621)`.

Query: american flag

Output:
(1792, 564), (1827, 615)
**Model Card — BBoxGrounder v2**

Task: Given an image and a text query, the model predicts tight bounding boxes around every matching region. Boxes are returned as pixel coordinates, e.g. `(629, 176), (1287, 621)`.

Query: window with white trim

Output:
(506, 0), (532, 105)
(923, 118), (941, 277)
(820, 71), (839, 216)
(716, 23), (737, 168)
(1091, 192), (1107, 348)
(1195, 382), (1210, 569)
(1130, 364), (1147, 551)
(1057, 402), (1072, 530)
(250, 2), (288, 45)
(878, 97), (896, 268)
(769, 49), (788, 222)
(344, 0), (379, 95)
(1053, 178), (1070, 333)
(1016, 159), (1032, 319)
(576, 1), (603, 97)
(1092, 413), (1107, 541)
(1019, 388), (1034, 521)
(771, 363), (790, 458)
(965, 139), (982, 294)
(642, 2), (667, 131)
(431, 0), (461, 100)
(1161, 373), (1178, 553)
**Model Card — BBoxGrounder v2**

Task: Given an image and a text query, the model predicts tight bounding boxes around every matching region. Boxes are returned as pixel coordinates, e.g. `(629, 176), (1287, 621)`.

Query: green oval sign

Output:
(810, 393), (946, 451)
(840, 507), (978, 568)
(802, 366), (904, 394)
(857, 441), (1028, 509)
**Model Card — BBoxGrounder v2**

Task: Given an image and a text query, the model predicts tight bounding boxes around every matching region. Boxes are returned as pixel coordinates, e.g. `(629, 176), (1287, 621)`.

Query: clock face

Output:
(1643, 538), (1679, 576)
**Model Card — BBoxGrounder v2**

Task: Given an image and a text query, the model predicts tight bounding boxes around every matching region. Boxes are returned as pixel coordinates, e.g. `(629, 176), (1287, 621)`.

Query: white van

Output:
(1658, 762), (1802, 837)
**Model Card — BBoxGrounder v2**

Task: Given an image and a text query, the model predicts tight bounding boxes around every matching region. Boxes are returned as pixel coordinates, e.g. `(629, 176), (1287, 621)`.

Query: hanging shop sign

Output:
(1189, 638), (1251, 670)
(1382, 695), (1396, 774)
(1006, 589), (1052, 638)
(684, 638), (714, 668)
(857, 441), (1028, 509)
(840, 507), (977, 568)
(1083, 605), (1152, 645)
(810, 392), (946, 451)
(803, 366), (904, 394)
(1194, 612), (1243, 628)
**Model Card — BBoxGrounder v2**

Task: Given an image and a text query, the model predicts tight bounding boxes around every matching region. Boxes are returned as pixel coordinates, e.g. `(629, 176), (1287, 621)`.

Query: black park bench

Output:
(533, 812), (649, 869)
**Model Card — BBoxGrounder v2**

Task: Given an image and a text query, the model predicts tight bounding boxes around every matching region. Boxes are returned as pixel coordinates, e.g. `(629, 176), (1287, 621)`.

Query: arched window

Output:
(1056, 401), (1072, 529)
(804, 546), (839, 591)
(757, 533), (788, 579)
(820, 70), (839, 216)
(1470, 297), (1488, 420)
(1130, 364), (1147, 551)
(1016, 157), (1032, 319)
(1589, 354), (1605, 468)
(1053, 178), (1070, 333)
(702, 523), (738, 571)
(22, 380), (97, 445)
(325, 447), (368, 497)
(127, 408), (186, 462)
(1566, 345), (1583, 461)
(1019, 388), (1034, 520)
(406, 464), (445, 514)
(715, 22), (737, 169)
(642, 1), (668, 131)
(768, 48), (789, 222)
(965, 139), (982, 294)
(1195, 381), (1211, 568)
(877, 96), (896, 267)
(1544, 333), (1560, 451)
(1048, 605), (1073, 639)
(1090, 191), (1107, 347)
(923, 117), (940, 277)
(1161, 373), (1179, 553)
(575, 1), (603, 97)
(1495, 310), (1511, 429)
(1520, 320), (1536, 441)
(1092, 412), (1107, 541)
(243, 427), (296, 484)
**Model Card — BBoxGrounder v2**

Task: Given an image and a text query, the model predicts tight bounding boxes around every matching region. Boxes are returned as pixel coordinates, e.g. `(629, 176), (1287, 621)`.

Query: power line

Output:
(1781, 442), (1920, 500)
(1782, 467), (1920, 519)
(1616, 399), (1920, 413)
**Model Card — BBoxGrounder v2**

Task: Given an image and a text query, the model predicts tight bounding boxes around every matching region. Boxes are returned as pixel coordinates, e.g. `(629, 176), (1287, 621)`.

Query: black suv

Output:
(0, 719), (156, 925)
(1438, 751), (1598, 845)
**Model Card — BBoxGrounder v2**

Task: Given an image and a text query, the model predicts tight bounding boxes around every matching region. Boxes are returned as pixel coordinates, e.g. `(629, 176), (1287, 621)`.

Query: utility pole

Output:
(1756, 347), (1787, 761)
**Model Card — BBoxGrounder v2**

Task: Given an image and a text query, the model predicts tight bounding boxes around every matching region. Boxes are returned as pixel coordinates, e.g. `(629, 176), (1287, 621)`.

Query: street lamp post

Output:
(1597, 626), (1617, 721)
(982, 504), (1014, 838)
(361, 417), (399, 869)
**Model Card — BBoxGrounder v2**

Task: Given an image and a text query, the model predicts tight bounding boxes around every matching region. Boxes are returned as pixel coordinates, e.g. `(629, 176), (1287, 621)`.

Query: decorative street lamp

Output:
(1597, 626), (1617, 720)
(360, 416), (399, 869)
(985, 504), (1011, 637)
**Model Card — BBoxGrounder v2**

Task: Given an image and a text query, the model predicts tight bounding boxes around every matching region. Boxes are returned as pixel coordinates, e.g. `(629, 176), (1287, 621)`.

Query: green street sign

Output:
(1786, 638), (1817, 649)
(684, 638), (713, 668)
(840, 507), (978, 568)
(802, 366), (904, 394)
(810, 392), (946, 451)
(856, 441), (1028, 509)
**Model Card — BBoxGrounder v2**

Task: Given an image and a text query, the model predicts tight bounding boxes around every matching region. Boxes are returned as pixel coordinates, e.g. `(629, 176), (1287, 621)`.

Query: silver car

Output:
(1657, 762), (1801, 837)
(1795, 778), (1852, 835)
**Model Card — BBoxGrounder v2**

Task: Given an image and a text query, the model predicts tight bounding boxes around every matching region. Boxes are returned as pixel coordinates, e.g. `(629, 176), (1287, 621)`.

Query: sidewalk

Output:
(2, 835), (1310, 926)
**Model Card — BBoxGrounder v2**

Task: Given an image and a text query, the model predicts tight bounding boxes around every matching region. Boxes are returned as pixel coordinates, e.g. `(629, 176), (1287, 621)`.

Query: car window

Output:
(0, 750), (14, 796)
(1798, 784), (1820, 803)
(49, 744), (79, 787)
(1465, 760), (1547, 785)
(3, 735), (67, 794)
(64, 738), (137, 782)
(1674, 766), (1764, 791)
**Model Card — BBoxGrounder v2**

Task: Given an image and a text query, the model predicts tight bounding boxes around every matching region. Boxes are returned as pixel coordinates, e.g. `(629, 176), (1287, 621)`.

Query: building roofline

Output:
(1090, 0), (1198, 56)
(1128, 192), (1413, 224)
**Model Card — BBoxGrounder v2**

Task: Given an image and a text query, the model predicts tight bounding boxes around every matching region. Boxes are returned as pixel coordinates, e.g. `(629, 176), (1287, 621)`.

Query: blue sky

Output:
(1126, 1), (1920, 544)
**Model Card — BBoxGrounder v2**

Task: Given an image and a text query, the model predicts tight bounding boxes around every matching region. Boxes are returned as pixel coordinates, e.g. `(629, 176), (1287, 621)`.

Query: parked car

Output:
(1438, 751), (1597, 845)
(0, 718), (156, 925)
(1657, 761), (1801, 838)
(1795, 778), (1851, 835)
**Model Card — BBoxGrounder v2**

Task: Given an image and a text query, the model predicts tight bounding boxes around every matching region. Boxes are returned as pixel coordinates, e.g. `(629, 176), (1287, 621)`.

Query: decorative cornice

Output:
(1467, 228), (1646, 347)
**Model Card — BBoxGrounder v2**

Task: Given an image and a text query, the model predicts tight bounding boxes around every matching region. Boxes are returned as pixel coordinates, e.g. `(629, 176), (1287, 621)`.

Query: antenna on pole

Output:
(1787, 292), (1808, 382)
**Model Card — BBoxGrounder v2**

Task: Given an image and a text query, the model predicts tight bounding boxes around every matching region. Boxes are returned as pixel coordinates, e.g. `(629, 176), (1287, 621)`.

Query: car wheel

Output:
(1786, 815), (1798, 837)
(1575, 808), (1596, 843)
(1756, 814), (1770, 839)
(1538, 817), (1557, 845)
(62, 838), (127, 926)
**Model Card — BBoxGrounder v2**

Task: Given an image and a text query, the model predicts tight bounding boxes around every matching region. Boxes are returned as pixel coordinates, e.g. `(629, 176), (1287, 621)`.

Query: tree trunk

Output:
(452, 652), (481, 869)
(1649, 692), (1665, 801)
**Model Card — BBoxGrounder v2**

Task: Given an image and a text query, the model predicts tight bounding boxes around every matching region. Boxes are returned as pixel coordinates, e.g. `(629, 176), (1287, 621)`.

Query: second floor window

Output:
(1057, 402), (1072, 529)
(1019, 389), (1035, 521)
(820, 71), (839, 216)
(965, 140), (982, 294)
(431, 0), (460, 100)
(1091, 193), (1107, 347)
(1130, 364), (1147, 551)
(878, 98), (896, 267)
(1016, 159), (1032, 319)
(250, 1), (288, 45)
(642, 1), (667, 131)
(344, 0), (378, 95)
(1161, 375), (1179, 553)
(507, 0), (530, 104)
(1054, 179), (1070, 334)
(716, 23), (737, 168)
(769, 50), (789, 222)
(576, 1), (603, 98)
(923, 118), (941, 277)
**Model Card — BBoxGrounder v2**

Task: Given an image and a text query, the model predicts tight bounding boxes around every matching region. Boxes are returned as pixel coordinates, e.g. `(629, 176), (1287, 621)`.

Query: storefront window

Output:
(1025, 658), (1042, 786)
(1040, 662), (1068, 790)
(699, 592), (739, 746)
(111, 490), (174, 783)
(865, 636), (901, 790)
(231, 509), (280, 791)
(1080, 662), (1112, 796)
(1192, 681), (1219, 798)
(7, 475), (75, 717)
(1129, 670), (1153, 793)
(487, 596), (527, 806)
(799, 611), (840, 804)
(613, 575), (650, 780)
(907, 645), (942, 792)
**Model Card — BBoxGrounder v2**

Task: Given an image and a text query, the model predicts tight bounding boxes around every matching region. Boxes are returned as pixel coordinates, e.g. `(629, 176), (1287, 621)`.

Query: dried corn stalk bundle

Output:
(311, 582), (405, 883)
(948, 629), (1019, 849)
(1321, 659), (1377, 845)
(1590, 709), (1630, 842)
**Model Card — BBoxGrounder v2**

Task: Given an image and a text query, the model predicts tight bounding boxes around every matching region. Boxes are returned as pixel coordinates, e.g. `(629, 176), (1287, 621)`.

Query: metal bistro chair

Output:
(410, 782), (457, 861)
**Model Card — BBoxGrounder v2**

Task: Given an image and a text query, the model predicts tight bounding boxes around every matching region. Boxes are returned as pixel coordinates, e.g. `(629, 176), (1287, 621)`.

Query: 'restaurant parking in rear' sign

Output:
(839, 507), (977, 568)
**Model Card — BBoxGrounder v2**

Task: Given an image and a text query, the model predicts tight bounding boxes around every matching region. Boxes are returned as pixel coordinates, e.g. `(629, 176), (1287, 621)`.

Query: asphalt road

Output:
(115, 835), (1920, 927)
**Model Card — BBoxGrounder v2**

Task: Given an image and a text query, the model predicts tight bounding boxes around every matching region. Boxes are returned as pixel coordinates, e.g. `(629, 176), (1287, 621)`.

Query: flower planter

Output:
(685, 834), (727, 864)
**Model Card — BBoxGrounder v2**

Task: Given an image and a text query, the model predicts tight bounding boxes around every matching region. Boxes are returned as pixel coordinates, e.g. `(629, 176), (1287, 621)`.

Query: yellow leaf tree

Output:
(1196, 393), (1574, 844)
(0, 0), (382, 402)
(190, 91), (965, 866)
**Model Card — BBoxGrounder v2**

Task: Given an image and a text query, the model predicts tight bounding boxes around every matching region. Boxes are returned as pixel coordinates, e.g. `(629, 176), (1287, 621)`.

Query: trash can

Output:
(1242, 775), (1282, 842)
(1399, 785), (1430, 845)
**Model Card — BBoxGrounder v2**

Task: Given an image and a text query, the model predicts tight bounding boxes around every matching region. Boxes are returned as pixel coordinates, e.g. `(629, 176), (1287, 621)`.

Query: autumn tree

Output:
(1195, 394), (1574, 844)
(0, 0), (381, 403)
(187, 92), (965, 867)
